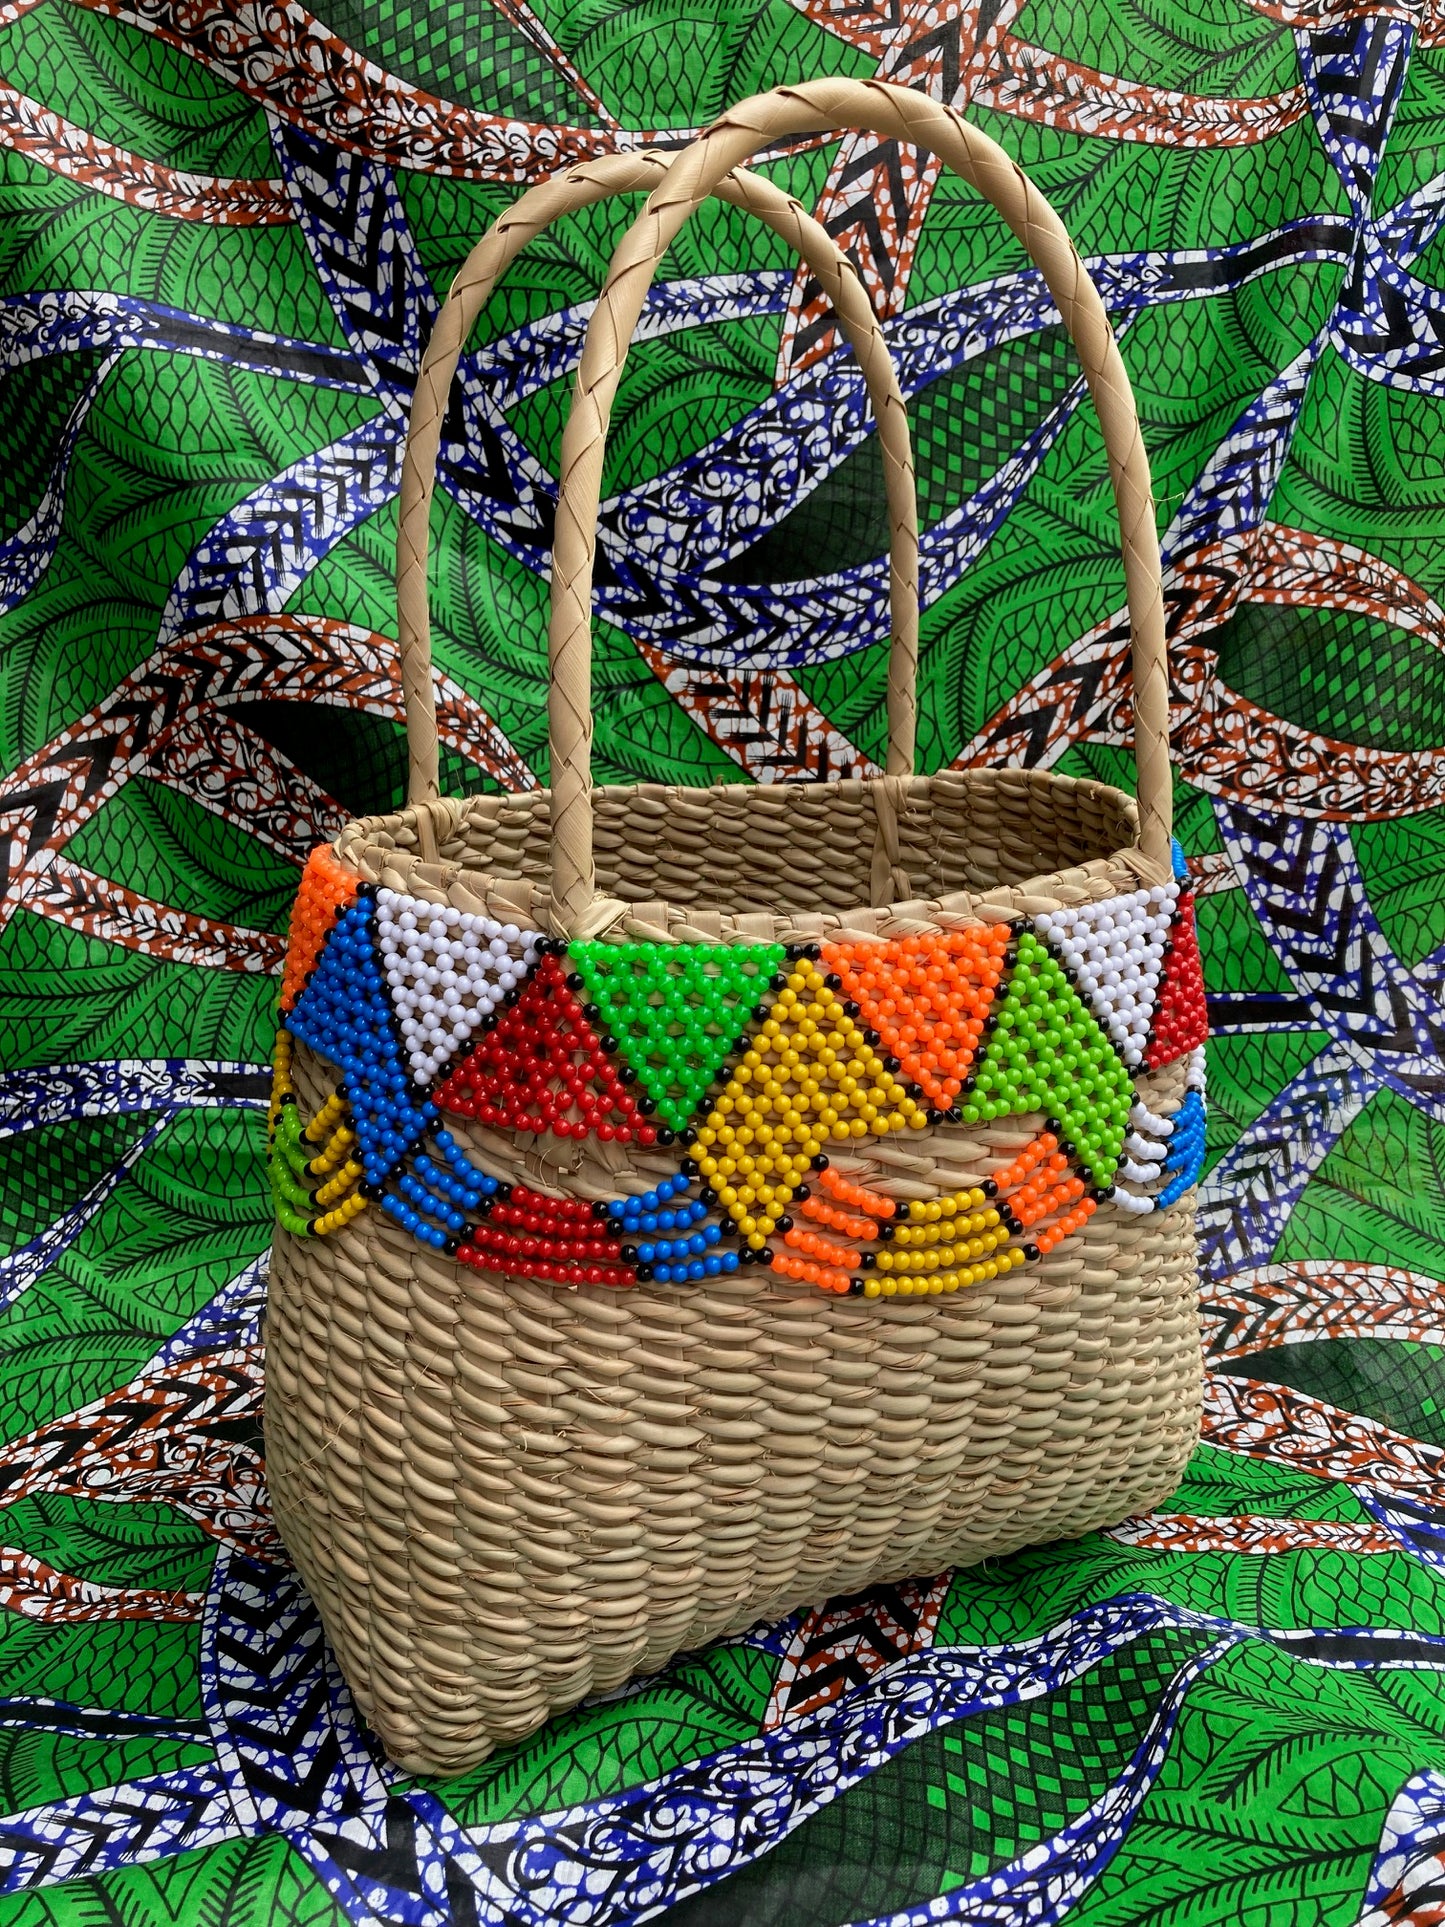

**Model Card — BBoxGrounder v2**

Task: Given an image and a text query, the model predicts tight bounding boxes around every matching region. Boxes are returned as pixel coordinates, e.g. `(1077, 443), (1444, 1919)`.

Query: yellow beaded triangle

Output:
(694, 954), (930, 1250)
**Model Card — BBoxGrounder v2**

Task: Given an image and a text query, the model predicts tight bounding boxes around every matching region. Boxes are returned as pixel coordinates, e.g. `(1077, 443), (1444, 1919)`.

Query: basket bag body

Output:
(263, 84), (1206, 1775)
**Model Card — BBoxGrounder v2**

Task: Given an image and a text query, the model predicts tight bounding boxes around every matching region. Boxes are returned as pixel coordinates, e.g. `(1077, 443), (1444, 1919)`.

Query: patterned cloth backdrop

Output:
(0, 0), (1442, 1919)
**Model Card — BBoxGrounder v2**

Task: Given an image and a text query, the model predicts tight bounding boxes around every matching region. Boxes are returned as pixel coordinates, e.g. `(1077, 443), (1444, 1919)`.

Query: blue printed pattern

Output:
(6, 1541), (1445, 1924)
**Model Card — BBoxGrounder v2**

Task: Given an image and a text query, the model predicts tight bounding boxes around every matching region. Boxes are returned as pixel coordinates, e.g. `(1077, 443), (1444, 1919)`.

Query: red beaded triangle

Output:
(1143, 892), (1208, 1070)
(432, 952), (654, 1144)
(823, 927), (1012, 1111)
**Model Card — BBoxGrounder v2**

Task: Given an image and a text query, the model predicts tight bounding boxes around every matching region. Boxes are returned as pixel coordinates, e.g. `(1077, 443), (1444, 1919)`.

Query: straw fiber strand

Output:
(265, 87), (1202, 1776)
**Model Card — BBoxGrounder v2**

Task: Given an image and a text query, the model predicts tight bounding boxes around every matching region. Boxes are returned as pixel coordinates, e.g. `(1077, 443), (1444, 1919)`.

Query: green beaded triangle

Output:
(568, 940), (785, 1134)
(963, 928), (1134, 1188)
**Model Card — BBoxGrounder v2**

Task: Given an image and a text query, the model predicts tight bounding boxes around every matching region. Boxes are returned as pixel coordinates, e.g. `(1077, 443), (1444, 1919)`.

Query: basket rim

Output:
(329, 765), (1160, 945)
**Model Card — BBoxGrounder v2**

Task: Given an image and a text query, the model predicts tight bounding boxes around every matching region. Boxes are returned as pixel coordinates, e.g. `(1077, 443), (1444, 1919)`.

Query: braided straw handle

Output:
(397, 150), (920, 882)
(548, 81), (1175, 927)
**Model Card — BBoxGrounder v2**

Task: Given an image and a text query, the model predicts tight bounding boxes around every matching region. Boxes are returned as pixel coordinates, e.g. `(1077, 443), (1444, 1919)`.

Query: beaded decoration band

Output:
(269, 842), (1208, 1296)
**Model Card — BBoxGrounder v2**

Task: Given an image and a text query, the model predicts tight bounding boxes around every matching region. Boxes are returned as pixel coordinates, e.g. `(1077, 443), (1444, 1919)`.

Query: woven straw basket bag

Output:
(264, 79), (1207, 1775)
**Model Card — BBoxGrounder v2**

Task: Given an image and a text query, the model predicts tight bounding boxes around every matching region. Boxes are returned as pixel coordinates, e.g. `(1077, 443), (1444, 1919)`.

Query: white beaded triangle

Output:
(375, 888), (542, 1086)
(1034, 882), (1179, 1070)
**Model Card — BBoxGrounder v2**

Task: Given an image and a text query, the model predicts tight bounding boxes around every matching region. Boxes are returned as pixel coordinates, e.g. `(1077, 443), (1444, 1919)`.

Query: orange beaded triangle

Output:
(432, 952), (650, 1143)
(280, 846), (360, 1013)
(821, 926), (1013, 1110)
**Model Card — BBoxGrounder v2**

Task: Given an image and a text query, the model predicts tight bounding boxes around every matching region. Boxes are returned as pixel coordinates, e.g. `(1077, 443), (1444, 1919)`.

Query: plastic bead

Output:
(302, 1090), (347, 1147)
(964, 928), (1135, 1190)
(770, 1249), (854, 1294)
(272, 848), (1210, 1286)
(375, 888), (542, 1087)
(279, 845), (359, 1013)
(304, 1123), (356, 1179)
(429, 1172), (720, 1289)
(432, 1128), (502, 1197)
(873, 1218), (1012, 1275)
(312, 1191), (368, 1236)
(1143, 892), (1209, 1070)
(817, 1164), (896, 1218)
(433, 952), (651, 1145)
(797, 1193), (878, 1241)
(1111, 1050), (1209, 1214)
(568, 940), (785, 1132)
(268, 1027), (296, 1126)
(1156, 1088), (1208, 1207)
(907, 1182), (991, 1223)
(287, 891), (438, 1191)
(1035, 885), (1176, 1071)
(821, 925), (1011, 1110)
(266, 1030), (369, 1240)
(697, 958), (930, 1246)
(313, 1159), (364, 1207)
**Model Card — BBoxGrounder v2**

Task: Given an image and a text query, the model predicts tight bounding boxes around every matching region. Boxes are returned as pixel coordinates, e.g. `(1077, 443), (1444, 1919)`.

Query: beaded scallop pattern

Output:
(1033, 885), (1175, 1070)
(267, 1029), (368, 1238)
(1114, 1046), (1208, 1215)
(270, 853), (1207, 1290)
(769, 1146), (1096, 1297)
(374, 888), (541, 1086)
(456, 1172), (739, 1288)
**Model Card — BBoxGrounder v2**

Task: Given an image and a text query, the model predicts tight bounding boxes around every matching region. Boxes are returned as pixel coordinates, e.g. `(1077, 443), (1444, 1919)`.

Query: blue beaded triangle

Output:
(286, 891), (435, 1187)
